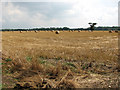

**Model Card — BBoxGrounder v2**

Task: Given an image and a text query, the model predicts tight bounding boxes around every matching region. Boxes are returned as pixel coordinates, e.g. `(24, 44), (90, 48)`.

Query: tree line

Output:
(1, 26), (119, 31)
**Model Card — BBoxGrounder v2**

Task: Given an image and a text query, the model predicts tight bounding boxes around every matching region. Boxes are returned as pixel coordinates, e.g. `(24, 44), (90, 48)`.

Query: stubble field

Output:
(2, 31), (119, 88)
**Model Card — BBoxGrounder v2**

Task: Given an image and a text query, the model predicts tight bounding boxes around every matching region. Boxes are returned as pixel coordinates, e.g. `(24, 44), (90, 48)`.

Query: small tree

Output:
(88, 23), (97, 31)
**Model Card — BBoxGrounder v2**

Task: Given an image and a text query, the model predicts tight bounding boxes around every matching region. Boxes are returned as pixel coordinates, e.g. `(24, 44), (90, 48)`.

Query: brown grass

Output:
(2, 31), (119, 88)
(2, 31), (118, 61)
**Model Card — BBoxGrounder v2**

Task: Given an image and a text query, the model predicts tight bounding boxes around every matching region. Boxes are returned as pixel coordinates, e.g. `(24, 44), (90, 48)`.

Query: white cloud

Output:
(2, 0), (119, 29)
(3, 2), (28, 22)
(62, 0), (119, 27)
(2, 2), (49, 28)
(65, 10), (75, 15)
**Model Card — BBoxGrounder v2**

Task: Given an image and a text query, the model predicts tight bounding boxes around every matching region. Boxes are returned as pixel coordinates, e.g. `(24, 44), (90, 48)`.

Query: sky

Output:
(2, 0), (119, 29)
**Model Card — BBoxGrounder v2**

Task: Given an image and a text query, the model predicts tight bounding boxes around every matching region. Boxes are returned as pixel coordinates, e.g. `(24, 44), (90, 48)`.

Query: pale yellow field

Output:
(2, 31), (118, 62)
(2, 31), (119, 88)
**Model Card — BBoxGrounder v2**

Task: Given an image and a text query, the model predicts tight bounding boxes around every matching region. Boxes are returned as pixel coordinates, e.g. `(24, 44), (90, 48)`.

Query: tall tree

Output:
(88, 23), (97, 31)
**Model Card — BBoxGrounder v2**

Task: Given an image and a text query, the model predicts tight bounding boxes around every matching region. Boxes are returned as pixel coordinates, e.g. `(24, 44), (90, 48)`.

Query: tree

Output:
(63, 27), (69, 30)
(88, 23), (97, 31)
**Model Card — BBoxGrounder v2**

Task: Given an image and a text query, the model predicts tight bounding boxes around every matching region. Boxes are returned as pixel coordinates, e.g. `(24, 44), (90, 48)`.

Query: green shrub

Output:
(65, 62), (76, 68)
(26, 56), (32, 62)
(40, 60), (46, 64)
(5, 58), (12, 62)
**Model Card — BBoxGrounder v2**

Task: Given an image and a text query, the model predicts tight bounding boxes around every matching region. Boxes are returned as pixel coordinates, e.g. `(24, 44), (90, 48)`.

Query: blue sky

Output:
(2, 0), (119, 29)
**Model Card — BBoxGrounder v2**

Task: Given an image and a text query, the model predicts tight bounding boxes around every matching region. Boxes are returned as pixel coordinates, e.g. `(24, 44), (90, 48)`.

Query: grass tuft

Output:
(5, 58), (12, 62)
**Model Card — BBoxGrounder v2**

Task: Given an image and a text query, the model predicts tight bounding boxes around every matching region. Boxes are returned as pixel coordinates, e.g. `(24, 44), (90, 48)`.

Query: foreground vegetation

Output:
(2, 31), (119, 88)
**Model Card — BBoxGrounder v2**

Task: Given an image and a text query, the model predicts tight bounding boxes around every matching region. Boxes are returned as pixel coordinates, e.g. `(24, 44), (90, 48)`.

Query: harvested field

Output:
(2, 31), (119, 88)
